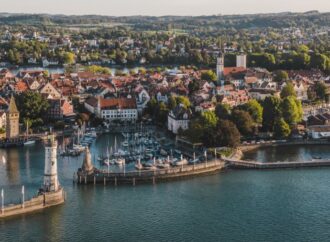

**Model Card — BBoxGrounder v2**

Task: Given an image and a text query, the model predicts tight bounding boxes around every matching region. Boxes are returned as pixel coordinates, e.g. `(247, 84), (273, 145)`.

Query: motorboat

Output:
(24, 139), (36, 146)
(135, 158), (143, 170)
(175, 158), (188, 166)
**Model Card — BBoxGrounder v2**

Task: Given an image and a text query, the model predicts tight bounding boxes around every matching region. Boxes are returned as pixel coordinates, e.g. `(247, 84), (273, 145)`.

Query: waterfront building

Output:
(85, 97), (138, 122)
(168, 104), (192, 134)
(236, 53), (247, 68)
(6, 96), (19, 139)
(47, 98), (75, 120)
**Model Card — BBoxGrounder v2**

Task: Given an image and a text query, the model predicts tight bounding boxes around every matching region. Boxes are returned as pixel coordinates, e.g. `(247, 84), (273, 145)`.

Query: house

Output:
(0, 111), (6, 129)
(308, 125), (330, 139)
(248, 89), (280, 100)
(40, 83), (62, 99)
(168, 104), (192, 134)
(85, 97), (138, 122)
(47, 98), (75, 120)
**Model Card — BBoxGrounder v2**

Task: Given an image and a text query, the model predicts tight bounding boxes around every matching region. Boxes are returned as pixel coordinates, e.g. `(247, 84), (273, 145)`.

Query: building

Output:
(168, 104), (192, 134)
(6, 96), (20, 139)
(47, 98), (75, 120)
(85, 97), (138, 122)
(308, 125), (330, 139)
(236, 54), (247, 68)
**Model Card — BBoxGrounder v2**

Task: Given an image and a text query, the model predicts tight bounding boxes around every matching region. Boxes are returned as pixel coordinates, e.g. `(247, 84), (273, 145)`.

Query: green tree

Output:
(201, 70), (217, 82)
(262, 96), (281, 132)
(201, 111), (218, 128)
(315, 82), (328, 101)
(280, 82), (296, 99)
(15, 91), (50, 127)
(242, 99), (263, 124)
(176, 96), (191, 108)
(280, 96), (302, 125)
(274, 118), (291, 138)
(215, 119), (241, 148)
(215, 103), (231, 120)
(273, 70), (289, 82)
(231, 110), (254, 136)
(63, 52), (75, 64)
(168, 95), (177, 110)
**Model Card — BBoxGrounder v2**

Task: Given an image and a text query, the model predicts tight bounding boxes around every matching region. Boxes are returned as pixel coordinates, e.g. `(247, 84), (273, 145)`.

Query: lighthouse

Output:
(44, 135), (59, 192)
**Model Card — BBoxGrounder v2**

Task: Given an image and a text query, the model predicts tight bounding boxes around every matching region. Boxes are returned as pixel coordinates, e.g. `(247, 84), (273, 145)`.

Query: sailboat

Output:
(24, 121), (35, 146)
(2, 156), (6, 164)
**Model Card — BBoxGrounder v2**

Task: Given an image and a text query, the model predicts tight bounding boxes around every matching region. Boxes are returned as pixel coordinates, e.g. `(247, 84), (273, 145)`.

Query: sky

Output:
(1, 0), (330, 16)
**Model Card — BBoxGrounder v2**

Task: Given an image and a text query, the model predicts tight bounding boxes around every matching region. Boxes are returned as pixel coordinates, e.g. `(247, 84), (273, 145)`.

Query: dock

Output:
(76, 160), (225, 185)
(225, 158), (330, 169)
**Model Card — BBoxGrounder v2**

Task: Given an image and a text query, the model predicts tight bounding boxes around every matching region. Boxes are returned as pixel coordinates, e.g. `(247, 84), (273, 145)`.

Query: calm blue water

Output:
(1, 139), (330, 241)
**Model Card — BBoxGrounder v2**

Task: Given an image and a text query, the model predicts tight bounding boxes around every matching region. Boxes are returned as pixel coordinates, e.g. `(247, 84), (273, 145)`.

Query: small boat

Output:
(312, 156), (322, 160)
(24, 140), (36, 146)
(122, 141), (129, 147)
(135, 158), (143, 170)
(115, 158), (125, 166)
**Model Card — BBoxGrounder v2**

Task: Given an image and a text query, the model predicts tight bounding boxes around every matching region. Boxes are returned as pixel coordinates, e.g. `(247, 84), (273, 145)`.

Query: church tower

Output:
(44, 135), (60, 192)
(6, 96), (20, 139)
(216, 52), (224, 82)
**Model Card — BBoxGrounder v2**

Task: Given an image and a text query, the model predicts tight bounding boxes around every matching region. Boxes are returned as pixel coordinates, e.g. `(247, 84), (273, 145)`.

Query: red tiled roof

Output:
(100, 98), (136, 110)
(223, 67), (246, 76)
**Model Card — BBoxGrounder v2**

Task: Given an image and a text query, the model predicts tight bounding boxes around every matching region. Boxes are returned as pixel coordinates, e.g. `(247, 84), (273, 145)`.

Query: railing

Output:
(79, 160), (223, 179)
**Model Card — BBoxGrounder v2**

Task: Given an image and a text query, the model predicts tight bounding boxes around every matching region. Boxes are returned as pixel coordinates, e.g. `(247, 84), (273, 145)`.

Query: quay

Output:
(75, 148), (225, 185)
(225, 158), (330, 169)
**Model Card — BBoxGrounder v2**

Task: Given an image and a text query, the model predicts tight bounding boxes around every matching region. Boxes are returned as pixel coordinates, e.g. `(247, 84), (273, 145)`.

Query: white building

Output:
(308, 125), (330, 139)
(85, 97), (138, 122)
(168, 105), (192, 134)
(236, 54), (247, 68)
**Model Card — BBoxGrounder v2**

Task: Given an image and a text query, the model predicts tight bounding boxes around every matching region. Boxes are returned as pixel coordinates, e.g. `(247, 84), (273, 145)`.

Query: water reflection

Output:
(5, 149), (20, 184)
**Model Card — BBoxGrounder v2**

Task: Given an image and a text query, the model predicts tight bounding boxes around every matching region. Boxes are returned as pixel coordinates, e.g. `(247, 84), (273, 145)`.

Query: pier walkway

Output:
(225, 158), (330, 169)
(76, 160), (225, 186)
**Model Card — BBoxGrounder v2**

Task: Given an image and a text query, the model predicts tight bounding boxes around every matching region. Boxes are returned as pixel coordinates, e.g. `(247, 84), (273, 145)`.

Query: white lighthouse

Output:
(44, 135), (59, 192)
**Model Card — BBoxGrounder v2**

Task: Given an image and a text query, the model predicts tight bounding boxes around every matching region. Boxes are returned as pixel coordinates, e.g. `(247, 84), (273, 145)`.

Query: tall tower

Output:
(216, 53), (224, 82)
(6, 96), (20, 139)
(236, 53), (247, 68)
(44, 135), (59, 192)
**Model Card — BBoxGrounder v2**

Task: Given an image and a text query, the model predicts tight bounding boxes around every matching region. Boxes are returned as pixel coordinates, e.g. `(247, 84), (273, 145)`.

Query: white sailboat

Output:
(24, 121), (35, 146)
(2, 156), (6, 164)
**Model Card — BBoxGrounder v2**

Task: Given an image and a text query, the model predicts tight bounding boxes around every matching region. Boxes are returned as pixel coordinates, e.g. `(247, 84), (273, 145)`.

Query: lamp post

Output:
(22, 185), (25, 209)
(1, 188), (4, 214)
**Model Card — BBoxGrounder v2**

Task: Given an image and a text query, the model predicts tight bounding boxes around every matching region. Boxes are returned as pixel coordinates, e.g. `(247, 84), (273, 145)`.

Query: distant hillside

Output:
(0, 12), (329, 30)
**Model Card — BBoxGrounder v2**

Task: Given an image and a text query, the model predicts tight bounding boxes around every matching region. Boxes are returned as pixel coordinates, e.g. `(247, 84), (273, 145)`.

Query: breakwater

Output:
(0, 188), (65, 219)
(76, 160), (225, 186)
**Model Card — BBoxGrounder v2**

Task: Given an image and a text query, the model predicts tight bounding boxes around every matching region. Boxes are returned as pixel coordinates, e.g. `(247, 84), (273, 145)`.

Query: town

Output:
(1, 8), (330, 241)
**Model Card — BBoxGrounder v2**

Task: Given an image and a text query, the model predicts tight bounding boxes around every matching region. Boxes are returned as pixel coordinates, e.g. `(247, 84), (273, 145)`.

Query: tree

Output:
(231, 110), (254, 136)
(201, 70), (217, 82)
(63, 52), (75, 64)
(280, 96), (302, 125)
(168, 95), (177, 110)
(315, 82), (328, 101)
(273, 70), (288, 82)
(262, 96), (281, 132)
(242, 99), (263, 124)
(215, 119), (241, 147)
(280, 82), (296, 99)
(201, 111), (218, 128)
(15, 91), (50, 127)
(215, 103), (231, 120)
(176, 96), (191, 108)
(274, 118), (291, 138)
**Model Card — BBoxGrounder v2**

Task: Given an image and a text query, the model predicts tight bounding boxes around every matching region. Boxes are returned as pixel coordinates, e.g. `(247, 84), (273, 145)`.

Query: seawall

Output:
(0, 188), (65, 219)
(76, 160), (225, 186)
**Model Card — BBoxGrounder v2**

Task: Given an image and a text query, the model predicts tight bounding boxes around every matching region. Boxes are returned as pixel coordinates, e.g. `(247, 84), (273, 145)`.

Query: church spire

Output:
(8, 95), (18, 113)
